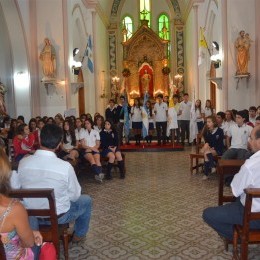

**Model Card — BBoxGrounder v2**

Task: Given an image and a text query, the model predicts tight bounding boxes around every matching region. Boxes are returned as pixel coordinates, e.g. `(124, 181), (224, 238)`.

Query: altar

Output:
(122, 20), (170, 100)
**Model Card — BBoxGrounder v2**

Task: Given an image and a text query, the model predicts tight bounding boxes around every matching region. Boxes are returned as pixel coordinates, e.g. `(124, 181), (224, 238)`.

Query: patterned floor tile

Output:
(59, 149), (260, 259)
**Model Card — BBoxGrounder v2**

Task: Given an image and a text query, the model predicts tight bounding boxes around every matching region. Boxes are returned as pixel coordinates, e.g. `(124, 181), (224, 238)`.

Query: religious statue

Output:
(0, 80), (7, 115)
(141, 70), (151, 94)
(39, 38), (56, 80)
(235, 30), (251, 75)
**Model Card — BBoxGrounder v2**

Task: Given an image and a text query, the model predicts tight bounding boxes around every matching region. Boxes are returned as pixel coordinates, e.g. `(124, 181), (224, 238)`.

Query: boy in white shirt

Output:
(154, 94), (168, 145)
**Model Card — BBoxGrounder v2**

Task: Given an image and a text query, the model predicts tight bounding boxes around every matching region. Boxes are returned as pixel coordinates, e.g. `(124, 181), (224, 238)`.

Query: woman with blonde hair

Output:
(0, 149), (42, 259)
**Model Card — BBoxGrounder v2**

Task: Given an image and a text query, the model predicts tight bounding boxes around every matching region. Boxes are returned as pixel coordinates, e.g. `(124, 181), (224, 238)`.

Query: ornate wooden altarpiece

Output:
(122, 20), (170, 100)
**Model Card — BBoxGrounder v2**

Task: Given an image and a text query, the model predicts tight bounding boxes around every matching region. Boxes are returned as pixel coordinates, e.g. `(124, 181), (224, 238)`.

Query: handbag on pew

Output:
(39, 242), (57, 260)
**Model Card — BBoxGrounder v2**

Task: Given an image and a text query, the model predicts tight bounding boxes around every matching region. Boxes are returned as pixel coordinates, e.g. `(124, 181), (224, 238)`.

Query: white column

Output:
(91, 10), (99, 112)
(29, 0), (40, 116)
(193, 5), (199, 99)
(221, 0), (228, 110)
(62, 0), (71, 108)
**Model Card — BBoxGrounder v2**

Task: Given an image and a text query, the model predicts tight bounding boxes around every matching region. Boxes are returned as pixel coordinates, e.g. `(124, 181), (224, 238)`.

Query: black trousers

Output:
(155, 121), (167, 144)
(179, 120), (190, 143)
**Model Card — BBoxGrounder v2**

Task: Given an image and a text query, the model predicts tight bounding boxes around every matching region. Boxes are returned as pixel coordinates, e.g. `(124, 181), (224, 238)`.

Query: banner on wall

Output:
(198, 27), (208, 66)
(84, 35), (94, 73)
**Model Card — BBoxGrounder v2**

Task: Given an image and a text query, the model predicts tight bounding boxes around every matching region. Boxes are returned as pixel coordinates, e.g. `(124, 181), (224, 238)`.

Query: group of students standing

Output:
(105, 92), (217, 147)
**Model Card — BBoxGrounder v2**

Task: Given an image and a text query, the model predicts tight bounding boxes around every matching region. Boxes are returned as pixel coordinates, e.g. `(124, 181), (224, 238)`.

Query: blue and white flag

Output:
(123, 93), (130, 138)
(84, 35), (94, 73)
(141, 92), (149, 138)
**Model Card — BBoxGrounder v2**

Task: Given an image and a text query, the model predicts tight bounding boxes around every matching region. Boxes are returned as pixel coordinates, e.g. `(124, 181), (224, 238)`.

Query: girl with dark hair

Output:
(94, 115), (104, 133)
(100, 119), (125, 179)
(7, 119), (17, 140)
(13, 124), (35, 162)
(0, 149), (42, 258)
(46, 117), (55, 125)
(131, 98), (142, 145)
(195, 99), (205, 132)
(204, 99), (215, 117)
(201, 116), (224, 180)
(79, 118), (104, 182)
(59, 120), (79, 161)
(29, 118), (39, 149)
(75, 118), (84, 141)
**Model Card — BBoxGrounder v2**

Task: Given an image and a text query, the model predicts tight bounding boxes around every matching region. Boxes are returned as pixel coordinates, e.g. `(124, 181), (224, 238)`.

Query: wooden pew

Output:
(217, 159), (245, 206)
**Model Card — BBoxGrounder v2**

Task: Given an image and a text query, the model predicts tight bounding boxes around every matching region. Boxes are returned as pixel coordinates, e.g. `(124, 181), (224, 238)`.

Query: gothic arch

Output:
(110, 0), (182, 19)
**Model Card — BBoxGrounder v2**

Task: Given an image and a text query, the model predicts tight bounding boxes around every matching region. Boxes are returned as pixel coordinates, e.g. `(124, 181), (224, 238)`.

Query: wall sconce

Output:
(210, 54), (222, 68)
(73, 48), (79, 57)
(72, 61), (82, 75)
(212, 41), (219, 51)
(14, 71), (29, 90)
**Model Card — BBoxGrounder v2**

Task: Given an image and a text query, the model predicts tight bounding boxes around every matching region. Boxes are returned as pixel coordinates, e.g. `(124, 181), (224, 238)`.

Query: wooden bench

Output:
(217, 159), (245, 206)
(233, 188), (260, 260)
(9, 189), (70, 260)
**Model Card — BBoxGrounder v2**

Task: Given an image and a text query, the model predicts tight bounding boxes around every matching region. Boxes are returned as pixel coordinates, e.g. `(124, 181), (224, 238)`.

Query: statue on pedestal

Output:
(39, 38), (56, 80)
(141, 70), (151, 93)
(0, 80), (7, 115)
(235, 30), (251, 75)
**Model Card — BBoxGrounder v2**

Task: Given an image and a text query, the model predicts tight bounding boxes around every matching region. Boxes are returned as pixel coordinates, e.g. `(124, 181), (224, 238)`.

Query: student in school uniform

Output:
(79, 118), (104, 182)
(200, 116), (224, 180)
(131, 98), (143, 145)
(154, 94), (168, 145)
(100, 119), (125, 179)
(167, 95), (179, 146)
(204, 99), (215, 118)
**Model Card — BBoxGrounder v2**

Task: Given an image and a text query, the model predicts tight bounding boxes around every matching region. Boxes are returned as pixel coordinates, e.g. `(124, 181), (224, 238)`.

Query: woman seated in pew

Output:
(58, 120), (79, 162)
(200, 116), (224, 180)
(0, 148), (42, 259)
(79, 118), (104, 182)
(94, 115), (104, 133)
(13, 124), (35, 162)
(100, 119), (125, 180)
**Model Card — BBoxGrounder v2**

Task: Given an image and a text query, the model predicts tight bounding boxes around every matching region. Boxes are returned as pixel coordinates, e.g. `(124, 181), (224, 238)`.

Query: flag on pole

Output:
(84, 35), (94, 73)
(141, 92), (149, 138)
(198, 27), (207, 66)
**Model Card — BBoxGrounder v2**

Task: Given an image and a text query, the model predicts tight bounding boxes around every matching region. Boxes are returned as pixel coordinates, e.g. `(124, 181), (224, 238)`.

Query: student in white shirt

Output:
(58, 120), (79, 162)
(79, 118), (104, 182)
(93, 115), (104, 133)
(154, 94), (168, 145)
(131, 98), (142, 145)
(194, 99), (205, 132)
(249, 106), (257, 126)
(203, 125), (260, 240)
(167, 94), (179, 146)
(179, 93), (192, 145)
(18, 124), (92, 243)
(222, 110), (253, 160)
(204, 99), (215, 117)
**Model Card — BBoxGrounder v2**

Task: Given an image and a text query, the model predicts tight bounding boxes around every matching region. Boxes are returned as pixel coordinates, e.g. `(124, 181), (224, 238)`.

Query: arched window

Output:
(122, 16), (133, 41)
(140, 0), (151, 27)
(158, 14), (170, 40)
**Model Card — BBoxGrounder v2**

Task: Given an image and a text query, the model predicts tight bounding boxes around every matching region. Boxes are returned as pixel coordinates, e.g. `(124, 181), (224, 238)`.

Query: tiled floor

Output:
(62, 148), (260, 259)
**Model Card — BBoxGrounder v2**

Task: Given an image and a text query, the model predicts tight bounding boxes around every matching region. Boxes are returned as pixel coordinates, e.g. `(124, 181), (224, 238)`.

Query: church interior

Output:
(1, 0), (260, 259)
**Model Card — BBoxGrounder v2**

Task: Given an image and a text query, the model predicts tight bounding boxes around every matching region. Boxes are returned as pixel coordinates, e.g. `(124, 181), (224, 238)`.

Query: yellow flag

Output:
(199, 27), (207, 48)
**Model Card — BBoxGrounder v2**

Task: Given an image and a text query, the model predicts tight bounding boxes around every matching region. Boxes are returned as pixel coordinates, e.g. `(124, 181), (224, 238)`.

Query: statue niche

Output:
(122, 23), (169, 99)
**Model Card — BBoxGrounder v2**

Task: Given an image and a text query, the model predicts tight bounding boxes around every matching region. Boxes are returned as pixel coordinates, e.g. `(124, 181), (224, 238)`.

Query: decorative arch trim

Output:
(111, 0), (181, 19)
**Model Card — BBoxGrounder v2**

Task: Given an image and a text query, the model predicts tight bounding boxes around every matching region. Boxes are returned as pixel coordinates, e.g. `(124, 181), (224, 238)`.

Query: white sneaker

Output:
(95, 173), (104, 183)
(202, 175), (209, 180)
